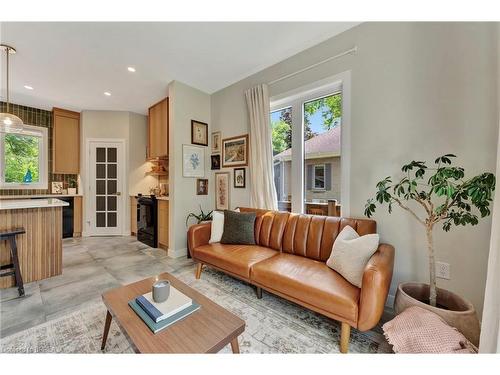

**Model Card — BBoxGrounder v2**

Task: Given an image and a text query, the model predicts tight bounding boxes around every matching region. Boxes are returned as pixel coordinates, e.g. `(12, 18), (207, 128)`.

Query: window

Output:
(0, 125), (48, 189)
(313, 164), (325, 190)
(271, 77), (346, 216)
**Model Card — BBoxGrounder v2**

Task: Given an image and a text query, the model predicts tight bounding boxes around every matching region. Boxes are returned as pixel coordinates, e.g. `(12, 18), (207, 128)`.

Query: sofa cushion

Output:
(250, 253), (360, 324)
(220, 210), (256, 245)
(193, 243), (278, 279)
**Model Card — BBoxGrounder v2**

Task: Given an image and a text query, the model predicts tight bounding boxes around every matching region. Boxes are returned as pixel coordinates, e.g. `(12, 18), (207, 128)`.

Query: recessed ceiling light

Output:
(127, 67), (136, 72)
(24, 85), (34, 90)
(104, 92), (111, 96)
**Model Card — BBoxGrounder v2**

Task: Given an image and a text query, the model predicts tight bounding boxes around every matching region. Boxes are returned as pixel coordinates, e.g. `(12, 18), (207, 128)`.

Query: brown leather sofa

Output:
(187, 207), (394, 353)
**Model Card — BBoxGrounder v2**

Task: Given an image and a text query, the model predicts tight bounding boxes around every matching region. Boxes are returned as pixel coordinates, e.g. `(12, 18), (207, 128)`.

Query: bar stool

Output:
(0, 228), (25, 297)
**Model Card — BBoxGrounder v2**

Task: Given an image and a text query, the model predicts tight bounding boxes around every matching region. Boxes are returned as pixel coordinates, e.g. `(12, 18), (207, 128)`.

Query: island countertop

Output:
(0, 198), (69, 210)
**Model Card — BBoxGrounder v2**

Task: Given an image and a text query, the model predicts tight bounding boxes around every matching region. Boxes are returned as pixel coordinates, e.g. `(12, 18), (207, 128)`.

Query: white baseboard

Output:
(168, 247), (187, 258)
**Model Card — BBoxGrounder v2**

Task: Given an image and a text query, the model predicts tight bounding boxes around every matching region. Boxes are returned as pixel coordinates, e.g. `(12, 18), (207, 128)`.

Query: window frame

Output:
(312, 164), (326, 190)
(0, 124), (49, 190)
(270, 71), (351, 216)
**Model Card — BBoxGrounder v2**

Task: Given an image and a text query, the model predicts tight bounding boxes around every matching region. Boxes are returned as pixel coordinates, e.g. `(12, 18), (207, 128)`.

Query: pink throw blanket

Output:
(382, 306), (477, 353)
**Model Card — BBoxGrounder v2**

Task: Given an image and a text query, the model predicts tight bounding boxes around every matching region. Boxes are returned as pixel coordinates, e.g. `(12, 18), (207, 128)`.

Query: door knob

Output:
(116, 192), (122, 196)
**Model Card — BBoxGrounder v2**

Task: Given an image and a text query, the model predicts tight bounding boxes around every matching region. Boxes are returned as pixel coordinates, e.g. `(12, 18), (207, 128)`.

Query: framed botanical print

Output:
(211, 154), (221, 170)
(196, 179), (208, 195)
(191, 120), (208, 146)
(211, 131), (221, 153)
(182, 144), (205, 178)
(234, 168), (246, 188)
(215, 172), (230, 211)
(222, 134), (249, 168)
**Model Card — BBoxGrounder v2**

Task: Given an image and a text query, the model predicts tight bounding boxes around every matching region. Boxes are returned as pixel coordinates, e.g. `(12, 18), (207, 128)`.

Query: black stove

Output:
(136, 195), (157, 248)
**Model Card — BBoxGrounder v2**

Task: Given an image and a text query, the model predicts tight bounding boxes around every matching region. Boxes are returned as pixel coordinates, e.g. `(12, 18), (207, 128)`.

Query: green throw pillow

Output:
(220, 210), (256, 245)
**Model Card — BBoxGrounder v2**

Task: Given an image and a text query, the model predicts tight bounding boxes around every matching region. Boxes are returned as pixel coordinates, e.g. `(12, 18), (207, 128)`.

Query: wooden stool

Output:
(0, 228), (26, 297)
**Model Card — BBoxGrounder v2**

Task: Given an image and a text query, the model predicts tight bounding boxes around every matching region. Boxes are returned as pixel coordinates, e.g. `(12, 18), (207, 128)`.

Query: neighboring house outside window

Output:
(0, 124), (48, 189)
(313, 164), (325, 190)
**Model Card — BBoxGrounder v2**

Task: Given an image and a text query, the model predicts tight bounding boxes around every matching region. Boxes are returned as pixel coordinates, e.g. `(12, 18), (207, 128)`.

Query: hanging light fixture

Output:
(0, 44), (23, 133)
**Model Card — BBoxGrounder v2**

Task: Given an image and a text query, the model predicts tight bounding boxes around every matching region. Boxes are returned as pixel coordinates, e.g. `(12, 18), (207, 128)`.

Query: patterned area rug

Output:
(0, 266), (392, 353)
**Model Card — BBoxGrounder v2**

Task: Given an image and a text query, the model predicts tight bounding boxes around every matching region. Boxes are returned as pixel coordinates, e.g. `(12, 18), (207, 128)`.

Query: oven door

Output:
(137, 197), (157, 247)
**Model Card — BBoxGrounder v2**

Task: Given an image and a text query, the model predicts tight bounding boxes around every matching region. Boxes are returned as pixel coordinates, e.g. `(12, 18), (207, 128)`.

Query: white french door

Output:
(88, 139), (125, 236)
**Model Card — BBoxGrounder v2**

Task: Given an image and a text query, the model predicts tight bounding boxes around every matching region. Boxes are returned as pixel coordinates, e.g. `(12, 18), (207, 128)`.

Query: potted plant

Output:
(185, 205), (213, 227)
(364, 154), (495, 346)
(68, 178), (78, 195)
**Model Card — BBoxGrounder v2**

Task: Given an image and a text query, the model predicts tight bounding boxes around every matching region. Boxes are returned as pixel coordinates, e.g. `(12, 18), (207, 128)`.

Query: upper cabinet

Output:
(147, 98), (169, 159)
(52, 108), (80, 174)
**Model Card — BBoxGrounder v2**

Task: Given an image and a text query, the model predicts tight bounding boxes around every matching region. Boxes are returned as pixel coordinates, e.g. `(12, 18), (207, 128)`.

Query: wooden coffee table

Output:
(101, 272), (245, 353)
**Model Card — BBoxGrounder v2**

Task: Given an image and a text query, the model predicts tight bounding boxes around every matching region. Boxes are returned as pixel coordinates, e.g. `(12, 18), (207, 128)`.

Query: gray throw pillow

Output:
(220, 210), (256, 245)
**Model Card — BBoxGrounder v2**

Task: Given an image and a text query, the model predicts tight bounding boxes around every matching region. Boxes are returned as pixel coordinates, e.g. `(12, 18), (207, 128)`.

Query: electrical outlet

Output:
(436, 261), (450, 280)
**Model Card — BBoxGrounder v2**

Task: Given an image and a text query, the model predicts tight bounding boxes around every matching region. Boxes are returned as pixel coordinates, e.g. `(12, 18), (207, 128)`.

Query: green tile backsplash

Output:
(0, 101), (78, 196)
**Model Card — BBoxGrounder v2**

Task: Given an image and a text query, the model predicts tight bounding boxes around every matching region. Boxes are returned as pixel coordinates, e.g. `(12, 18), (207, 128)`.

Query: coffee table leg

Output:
(101, 310), (112, 350)
(230, 337), (240, 354)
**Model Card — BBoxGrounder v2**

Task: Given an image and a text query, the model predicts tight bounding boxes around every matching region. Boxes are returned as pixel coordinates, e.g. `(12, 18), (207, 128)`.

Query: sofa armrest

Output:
(357, 243), (395, 331)
(187, 222), (212, 258)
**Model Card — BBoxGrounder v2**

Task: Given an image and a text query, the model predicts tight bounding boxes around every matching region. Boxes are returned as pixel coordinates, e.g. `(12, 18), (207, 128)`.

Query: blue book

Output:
(128, 299), (201, 334)
(136, 296), (164, 322)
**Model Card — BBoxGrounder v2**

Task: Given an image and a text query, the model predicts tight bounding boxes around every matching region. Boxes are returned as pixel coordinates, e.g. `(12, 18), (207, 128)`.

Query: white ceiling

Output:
(0, 22), (358, 114)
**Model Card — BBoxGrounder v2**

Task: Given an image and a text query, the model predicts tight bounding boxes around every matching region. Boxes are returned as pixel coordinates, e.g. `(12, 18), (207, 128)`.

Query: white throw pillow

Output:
(208, 208), (240, 244)
(326, 225), (379, 288)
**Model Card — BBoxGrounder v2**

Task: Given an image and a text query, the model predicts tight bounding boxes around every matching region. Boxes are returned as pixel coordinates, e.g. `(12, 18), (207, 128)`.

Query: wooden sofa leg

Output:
(195, 263), (203, 279)
(340, 322), (351, 354)
(256, 287), (262, 299)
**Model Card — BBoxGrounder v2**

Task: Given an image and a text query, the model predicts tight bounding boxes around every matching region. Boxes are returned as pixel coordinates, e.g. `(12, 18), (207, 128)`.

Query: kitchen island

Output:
(0, 198), (68, 289)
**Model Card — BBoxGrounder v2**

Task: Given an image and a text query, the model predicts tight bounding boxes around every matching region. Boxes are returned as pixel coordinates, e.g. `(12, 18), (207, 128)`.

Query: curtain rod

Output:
(268, 46), (358, 86)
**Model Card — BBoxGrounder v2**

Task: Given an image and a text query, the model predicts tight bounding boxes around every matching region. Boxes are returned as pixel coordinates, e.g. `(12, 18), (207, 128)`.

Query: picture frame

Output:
(196, 179), (208, 195)
(211, 154), (221, 170)
(215, 172), (230, 211)
(51, 181), (63, 194)
(233, 168), (246, 188)
(182, 144), (205, 178)
(211, 131), (221, 153)
(222, 134), (249, 168)
(191, 120), (208, 146)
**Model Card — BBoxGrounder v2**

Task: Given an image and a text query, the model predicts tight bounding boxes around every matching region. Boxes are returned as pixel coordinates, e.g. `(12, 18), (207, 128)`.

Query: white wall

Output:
(168, 81), (212, 257)
(210, 22), (499, 317)
(81, 110), (152, 235)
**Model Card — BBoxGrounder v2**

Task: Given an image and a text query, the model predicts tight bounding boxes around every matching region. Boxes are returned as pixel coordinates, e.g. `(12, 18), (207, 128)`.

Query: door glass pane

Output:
(96, 147), (106, 162)
(96, 196), (106, 211)
(303, 93), (342, 216)
(270, 107), (292, 212)
(107, 164), (117, 178)
(107, 180), (117, 195)
(96, 212), (106, 227)
(107, 196), (117, 211)
(107, 213), (117, 227)
(96, 180), (106, 195)
(107, 148), (117, 162)
(96, 164), (106, 179)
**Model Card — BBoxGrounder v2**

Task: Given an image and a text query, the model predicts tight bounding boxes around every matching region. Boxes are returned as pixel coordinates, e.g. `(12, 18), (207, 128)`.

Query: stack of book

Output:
(128, 286), (200, 334)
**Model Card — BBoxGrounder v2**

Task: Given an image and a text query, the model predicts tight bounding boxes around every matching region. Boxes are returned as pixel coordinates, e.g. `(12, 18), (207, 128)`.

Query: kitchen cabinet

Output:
(73, 196), (83, 237)
(52, 108), (80, 174)
(130, 197), (137, 236)
(147, 98), (169, 159)
(158, 200), (169, 251)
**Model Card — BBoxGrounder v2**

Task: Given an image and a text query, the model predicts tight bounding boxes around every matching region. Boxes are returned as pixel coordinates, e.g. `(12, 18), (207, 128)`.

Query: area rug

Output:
(0, 265), (391, 353)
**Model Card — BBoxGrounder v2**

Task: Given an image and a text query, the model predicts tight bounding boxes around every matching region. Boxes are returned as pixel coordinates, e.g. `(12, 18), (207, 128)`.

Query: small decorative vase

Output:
(152, 280), (170, 303)
(68, 188), (77, 195)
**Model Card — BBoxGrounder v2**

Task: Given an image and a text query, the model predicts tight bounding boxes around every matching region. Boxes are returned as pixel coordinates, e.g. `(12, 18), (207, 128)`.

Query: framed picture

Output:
(196, 179), (208, 195)
(222, 134), (249, 167)
(234, 168), (246, 188)
(51, 181), (63, 194)
(215, 172), (230, 211)
(191, 120), (208, 146)
(183, 144), (205, 178)
(211, 131), (221, 153)
(211, 154), (221, 170)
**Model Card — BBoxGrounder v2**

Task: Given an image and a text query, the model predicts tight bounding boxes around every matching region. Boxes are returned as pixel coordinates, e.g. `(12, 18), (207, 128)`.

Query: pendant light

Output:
(0, 44), (23, 133)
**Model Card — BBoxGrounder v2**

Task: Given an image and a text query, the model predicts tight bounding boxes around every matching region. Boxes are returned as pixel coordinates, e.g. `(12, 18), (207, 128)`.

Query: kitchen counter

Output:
(0, 194), (83, 200)
(129, 194), (169, 201)
(0, 198), (69, 210)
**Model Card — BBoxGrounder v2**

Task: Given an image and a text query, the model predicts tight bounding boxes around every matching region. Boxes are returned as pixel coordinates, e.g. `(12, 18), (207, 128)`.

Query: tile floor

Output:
(0, 236), (192, 338)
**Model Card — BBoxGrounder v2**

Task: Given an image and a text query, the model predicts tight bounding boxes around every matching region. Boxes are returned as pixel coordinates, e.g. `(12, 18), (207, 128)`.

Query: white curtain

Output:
(479, 127), (500, 353)
(245, 84), (278, 210)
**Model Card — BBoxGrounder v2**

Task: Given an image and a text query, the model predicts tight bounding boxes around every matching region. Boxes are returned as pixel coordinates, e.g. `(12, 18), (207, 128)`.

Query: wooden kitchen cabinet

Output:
(73, 196), (83, 237)
(147, 98), (169, 159)
(52, 108), (80, 174)
(158, 200), (169, 251)
(131, 197), (137, 236)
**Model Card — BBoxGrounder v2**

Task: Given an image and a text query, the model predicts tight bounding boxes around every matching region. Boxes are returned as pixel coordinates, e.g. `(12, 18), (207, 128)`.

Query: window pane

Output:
(4, 133), (40, 183)
(303, 93), (342, 216)
(271, 107), (292, 213)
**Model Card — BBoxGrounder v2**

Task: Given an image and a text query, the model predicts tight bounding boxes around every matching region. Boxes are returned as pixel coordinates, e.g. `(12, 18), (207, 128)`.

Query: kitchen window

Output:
(0, 124), (48, 189)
